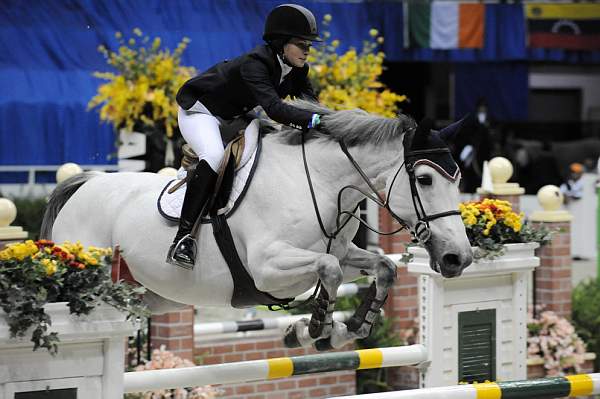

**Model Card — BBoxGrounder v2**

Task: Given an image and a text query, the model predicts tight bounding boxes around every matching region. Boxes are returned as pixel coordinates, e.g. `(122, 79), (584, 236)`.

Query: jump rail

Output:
(194, 310), (353, 335)
(124, 345), (427, 393)
(329, 373), (600, 399)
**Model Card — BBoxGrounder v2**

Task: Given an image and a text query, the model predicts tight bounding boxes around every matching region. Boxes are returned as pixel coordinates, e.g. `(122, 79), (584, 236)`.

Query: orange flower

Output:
(35, 239), (54, 248)
(69, 261), (85, 270)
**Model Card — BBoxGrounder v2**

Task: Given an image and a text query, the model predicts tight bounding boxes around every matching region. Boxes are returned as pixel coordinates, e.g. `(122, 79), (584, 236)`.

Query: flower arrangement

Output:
(88, 29), (196, 138)
(527, 308), (587, 376)
(0, 240), (148, 354)
(124, 346), (223, 399)
(459, 198), (552, 260)
(308, 15), (406, 117)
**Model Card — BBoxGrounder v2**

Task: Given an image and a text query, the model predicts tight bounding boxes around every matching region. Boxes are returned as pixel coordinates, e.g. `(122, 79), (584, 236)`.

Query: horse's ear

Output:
(439, 115), (468, 142)
(416, 118), (434, 136)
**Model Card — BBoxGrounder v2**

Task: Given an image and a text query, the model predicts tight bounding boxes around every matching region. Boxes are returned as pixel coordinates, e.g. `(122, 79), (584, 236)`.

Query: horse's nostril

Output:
(443, 253), (460, 267)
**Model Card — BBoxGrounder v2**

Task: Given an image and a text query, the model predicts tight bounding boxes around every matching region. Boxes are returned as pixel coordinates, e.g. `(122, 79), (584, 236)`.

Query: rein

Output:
(302, 130), (460, 249)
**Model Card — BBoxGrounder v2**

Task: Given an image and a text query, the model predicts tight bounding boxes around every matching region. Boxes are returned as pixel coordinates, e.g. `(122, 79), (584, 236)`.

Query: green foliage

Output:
(0, 240), (148, 354)
(572, 278), (600, 371)
(10, 196), (47, 240)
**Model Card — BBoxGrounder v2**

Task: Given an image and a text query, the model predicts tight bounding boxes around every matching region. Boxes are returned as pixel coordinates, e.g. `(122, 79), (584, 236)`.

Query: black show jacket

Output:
(176, 45), (318, 130)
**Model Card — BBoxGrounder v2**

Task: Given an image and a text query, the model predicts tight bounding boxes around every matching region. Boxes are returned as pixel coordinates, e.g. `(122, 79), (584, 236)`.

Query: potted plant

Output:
(459, 198), (552, 261)
(308, 14), (407, 117)
(125, 345), (224, 399)
(0, 239), (148, 354)
(88, 29), (197, 171)
(408, 198), (551, 278)
(527, 308), (587, 377)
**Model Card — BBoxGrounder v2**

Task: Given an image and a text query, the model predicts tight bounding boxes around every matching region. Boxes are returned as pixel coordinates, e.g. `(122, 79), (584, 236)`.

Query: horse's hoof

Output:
(308, 318), (324, 339)
(283, 325), (302, 348)
(314, 337), (333, 351)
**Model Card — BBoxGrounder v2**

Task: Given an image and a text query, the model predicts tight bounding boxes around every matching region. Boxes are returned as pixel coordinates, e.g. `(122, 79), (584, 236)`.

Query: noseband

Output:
(301, 127), (460, 250)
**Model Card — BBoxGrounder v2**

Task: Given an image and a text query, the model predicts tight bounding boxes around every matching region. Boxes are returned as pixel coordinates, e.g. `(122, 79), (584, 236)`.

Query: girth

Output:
(211, 214), (293, 308)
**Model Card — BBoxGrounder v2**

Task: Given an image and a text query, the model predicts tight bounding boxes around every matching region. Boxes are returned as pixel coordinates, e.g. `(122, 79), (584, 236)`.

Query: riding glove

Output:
(308, 114), (327, 132)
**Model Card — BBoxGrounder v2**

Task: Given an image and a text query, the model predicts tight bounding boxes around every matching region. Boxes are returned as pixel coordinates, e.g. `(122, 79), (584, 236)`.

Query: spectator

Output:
(453, 98), (493, 193)
(560, 162), (584, 204)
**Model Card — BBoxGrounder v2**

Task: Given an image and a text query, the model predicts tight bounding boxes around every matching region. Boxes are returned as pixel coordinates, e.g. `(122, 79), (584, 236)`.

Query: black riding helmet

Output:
(263, 4), (322, 42)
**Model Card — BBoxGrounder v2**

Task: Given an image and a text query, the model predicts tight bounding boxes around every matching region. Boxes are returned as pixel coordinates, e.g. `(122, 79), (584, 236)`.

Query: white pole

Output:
(124, 345), (428, 393)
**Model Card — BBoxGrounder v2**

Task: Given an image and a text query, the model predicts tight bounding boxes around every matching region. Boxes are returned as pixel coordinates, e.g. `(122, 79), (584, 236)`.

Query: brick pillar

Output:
(476, 157), (524, 212)
(530, 185), (573, 319)
(379, 208), (416, 331)
(151, 307), (195, 361)
(379, 208), (420, 389)
(0, 197), (28, 249)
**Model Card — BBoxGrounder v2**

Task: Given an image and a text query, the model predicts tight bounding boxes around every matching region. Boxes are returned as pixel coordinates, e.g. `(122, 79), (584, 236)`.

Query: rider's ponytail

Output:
(266, 36), (288, 56)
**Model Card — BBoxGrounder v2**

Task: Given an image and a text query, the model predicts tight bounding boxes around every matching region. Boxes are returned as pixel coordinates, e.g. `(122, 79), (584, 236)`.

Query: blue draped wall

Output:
(1, 0), (599, 170)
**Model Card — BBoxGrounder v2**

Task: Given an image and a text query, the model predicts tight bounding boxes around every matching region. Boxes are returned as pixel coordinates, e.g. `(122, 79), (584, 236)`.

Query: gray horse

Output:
(41, 100), (472, 349)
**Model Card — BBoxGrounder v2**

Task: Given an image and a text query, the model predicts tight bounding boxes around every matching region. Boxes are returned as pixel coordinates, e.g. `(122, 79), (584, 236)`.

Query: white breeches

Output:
(177, 106), (224, 172)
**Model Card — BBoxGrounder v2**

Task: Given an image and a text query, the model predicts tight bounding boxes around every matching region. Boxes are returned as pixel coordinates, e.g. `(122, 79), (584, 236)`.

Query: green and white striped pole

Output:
(124, 345), (427, 393)
(331, 373), (600, 399)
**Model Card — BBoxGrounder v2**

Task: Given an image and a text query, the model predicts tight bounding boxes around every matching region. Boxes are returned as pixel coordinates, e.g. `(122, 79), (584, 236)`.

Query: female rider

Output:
(168, 4), (325, 269)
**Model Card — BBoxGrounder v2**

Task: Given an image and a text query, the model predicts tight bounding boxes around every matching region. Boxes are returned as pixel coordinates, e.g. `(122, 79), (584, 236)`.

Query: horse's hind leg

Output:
(249, 241), (343, 348)
(325, 243), (397, 349)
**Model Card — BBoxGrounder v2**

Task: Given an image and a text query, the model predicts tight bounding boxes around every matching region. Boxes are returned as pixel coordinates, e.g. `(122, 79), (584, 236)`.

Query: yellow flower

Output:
(89, 30), (195, 140)
(0, 240), (39, 261)
(40, 259), (57, 276)
(323, 14), (332, 22)
(369, 29), (379, 37)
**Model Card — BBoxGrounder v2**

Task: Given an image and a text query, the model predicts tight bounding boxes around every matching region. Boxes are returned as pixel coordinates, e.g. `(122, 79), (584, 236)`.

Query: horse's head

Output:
(387, 118), (473, 278)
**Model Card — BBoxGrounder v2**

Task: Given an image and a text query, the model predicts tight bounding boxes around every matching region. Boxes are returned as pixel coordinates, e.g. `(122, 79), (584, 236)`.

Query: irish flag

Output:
(406, 2), (485, 49)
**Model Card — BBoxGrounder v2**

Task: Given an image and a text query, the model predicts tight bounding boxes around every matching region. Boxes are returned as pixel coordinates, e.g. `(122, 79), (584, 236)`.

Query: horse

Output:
(41, 100), (473, 350)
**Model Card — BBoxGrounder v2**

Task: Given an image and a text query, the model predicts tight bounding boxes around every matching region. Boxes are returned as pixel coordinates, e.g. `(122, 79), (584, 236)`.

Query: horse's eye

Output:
(417, 175), (433, 186)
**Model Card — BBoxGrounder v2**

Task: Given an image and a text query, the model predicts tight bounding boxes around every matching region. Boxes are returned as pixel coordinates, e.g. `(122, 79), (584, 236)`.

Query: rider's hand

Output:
(309, 114), (326, 133)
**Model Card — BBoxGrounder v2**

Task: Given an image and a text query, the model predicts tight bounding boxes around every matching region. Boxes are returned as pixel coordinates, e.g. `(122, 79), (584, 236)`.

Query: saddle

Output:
(158, 117), (260, 221)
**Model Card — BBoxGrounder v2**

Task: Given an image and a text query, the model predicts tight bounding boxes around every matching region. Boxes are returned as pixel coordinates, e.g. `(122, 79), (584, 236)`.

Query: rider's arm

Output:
(241, 57), (315, 131)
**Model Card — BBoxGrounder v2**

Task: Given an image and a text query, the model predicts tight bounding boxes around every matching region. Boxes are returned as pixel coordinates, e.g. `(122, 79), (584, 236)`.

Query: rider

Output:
(168, 4), (325, 269)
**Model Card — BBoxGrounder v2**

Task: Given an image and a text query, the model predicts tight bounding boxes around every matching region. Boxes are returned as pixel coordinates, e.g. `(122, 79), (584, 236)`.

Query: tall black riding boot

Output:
(166, 160), (217, 269)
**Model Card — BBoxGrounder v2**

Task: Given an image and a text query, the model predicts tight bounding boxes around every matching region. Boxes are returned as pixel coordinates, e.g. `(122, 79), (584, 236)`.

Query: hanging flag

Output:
(525, 4), (600, 50)
(407, 2), (485, 49)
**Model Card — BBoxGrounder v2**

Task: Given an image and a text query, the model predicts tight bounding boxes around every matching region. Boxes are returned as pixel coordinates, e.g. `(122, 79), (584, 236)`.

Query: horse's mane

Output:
(268, 99), (416, 146)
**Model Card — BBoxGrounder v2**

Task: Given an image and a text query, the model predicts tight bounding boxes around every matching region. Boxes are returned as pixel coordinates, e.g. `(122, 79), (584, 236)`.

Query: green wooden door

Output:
(458, 308), (496, 383)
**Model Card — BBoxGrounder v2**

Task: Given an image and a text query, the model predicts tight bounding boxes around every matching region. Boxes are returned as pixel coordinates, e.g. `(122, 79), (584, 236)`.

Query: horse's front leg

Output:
(327, 243), (397, 349)
(249, 241), (343, 348)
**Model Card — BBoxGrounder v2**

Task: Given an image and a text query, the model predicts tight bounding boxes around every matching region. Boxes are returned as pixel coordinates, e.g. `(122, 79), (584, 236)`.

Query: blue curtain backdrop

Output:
(1, 0), (599, 172)
(454, 63), (529, 122)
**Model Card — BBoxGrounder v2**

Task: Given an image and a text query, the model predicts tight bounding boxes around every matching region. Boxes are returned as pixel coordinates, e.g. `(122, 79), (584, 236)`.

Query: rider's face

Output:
(283, 38), (311, 67)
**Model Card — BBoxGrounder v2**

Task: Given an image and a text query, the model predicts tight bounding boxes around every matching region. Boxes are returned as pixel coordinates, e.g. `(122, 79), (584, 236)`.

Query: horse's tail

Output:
(40, 171), (99, 239)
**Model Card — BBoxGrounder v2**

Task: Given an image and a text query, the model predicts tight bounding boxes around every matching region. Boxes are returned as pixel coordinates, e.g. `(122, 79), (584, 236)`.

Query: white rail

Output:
(124, 345), (428, 393)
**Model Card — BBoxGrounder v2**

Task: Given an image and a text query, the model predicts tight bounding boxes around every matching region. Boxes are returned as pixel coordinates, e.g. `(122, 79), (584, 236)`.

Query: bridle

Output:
(301, 127), (461, 250)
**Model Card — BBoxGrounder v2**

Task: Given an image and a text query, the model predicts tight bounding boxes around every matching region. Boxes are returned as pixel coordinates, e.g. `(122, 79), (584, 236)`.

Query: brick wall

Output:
(378, 208), (420, 389)
(532, 221), (572, 319)
(195, 336), (356, 399)
(151, 307), (195, 361)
